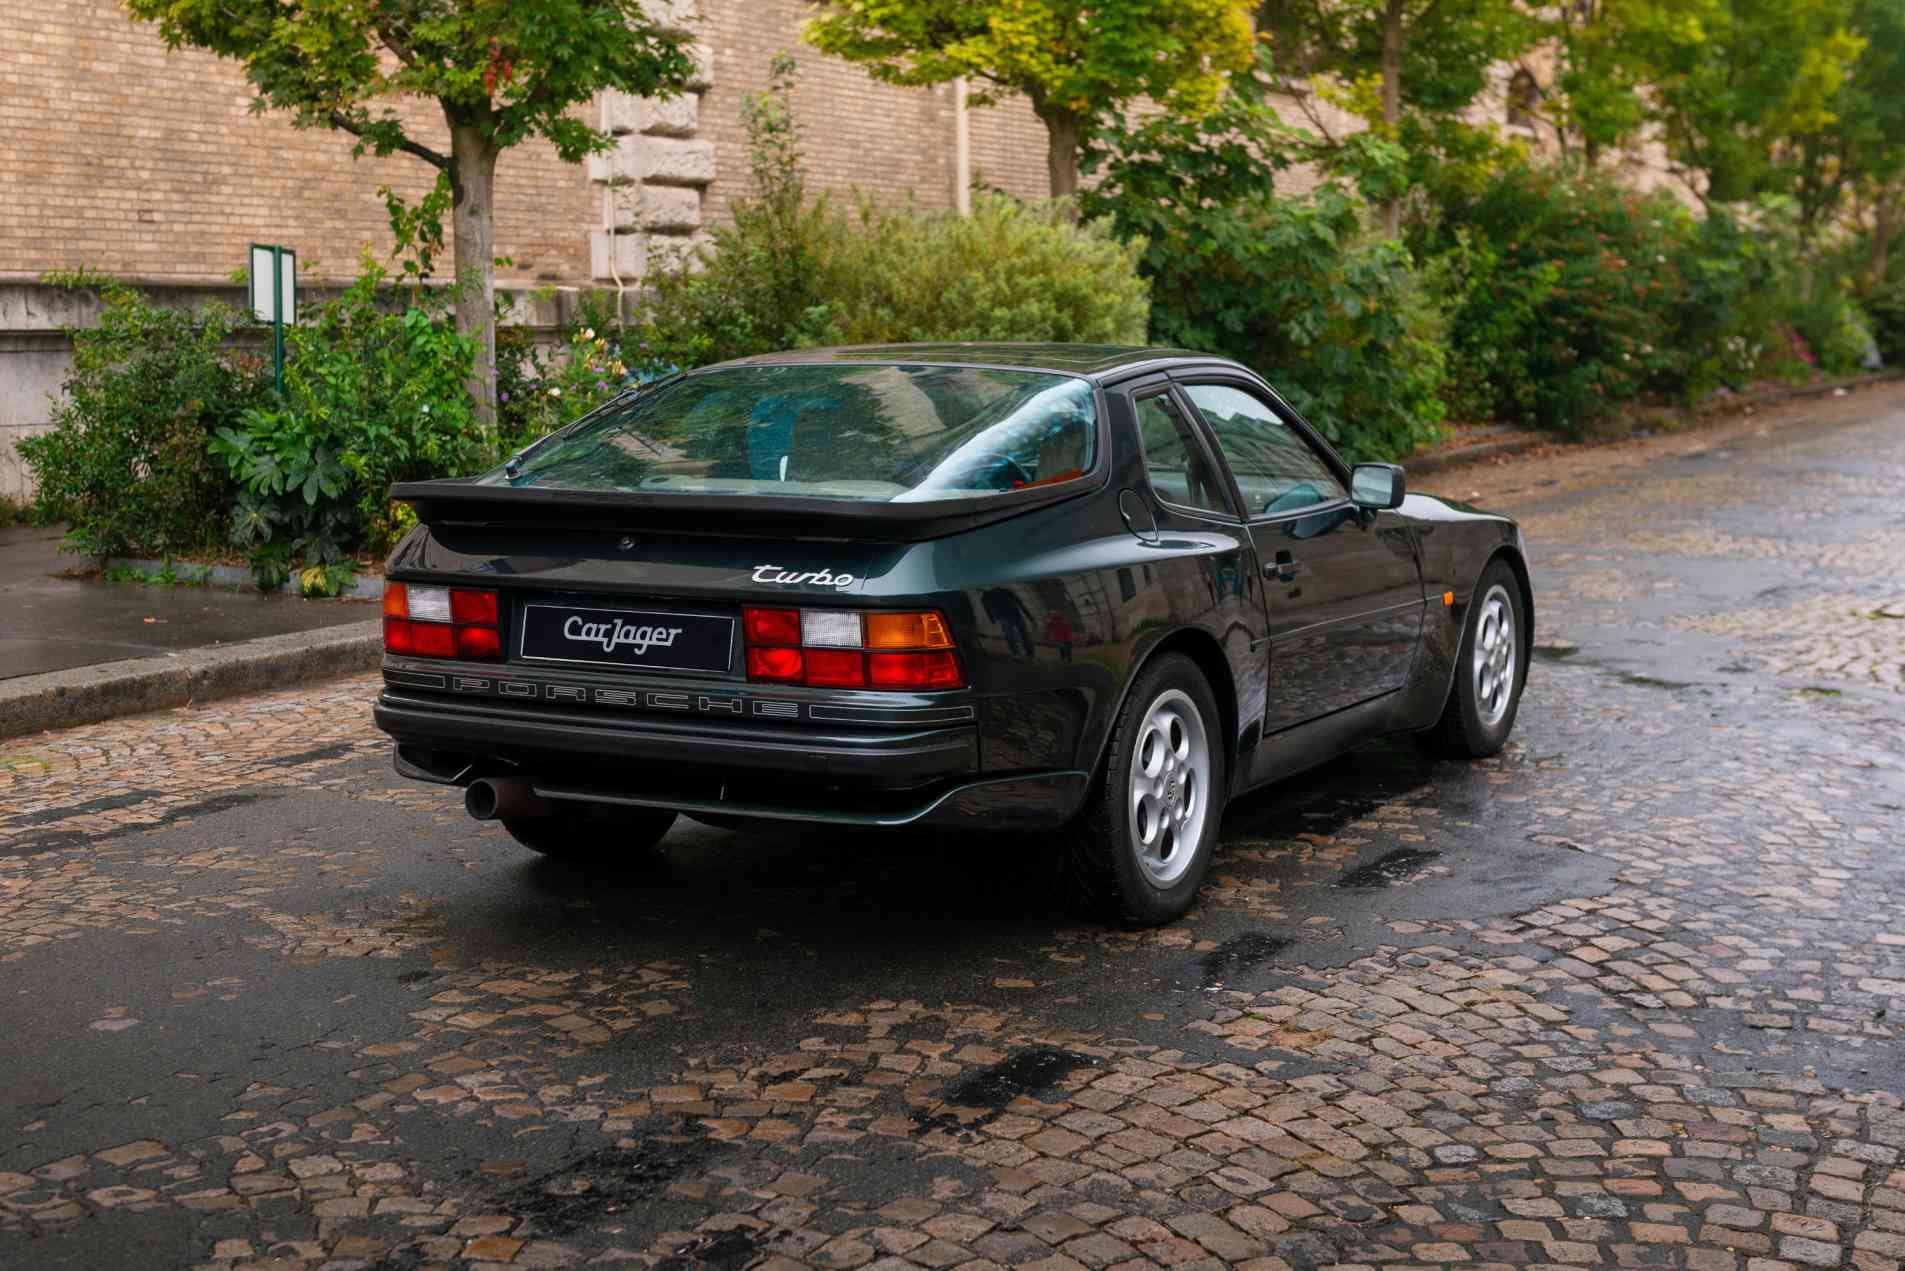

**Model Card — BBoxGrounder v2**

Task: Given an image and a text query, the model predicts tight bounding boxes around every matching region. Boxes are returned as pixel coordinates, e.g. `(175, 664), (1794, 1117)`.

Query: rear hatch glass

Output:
(486, 362), (1097, 502)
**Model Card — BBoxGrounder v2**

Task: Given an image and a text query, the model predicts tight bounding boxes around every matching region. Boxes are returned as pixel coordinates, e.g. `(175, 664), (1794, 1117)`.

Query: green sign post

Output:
(248, 244), (297, 394)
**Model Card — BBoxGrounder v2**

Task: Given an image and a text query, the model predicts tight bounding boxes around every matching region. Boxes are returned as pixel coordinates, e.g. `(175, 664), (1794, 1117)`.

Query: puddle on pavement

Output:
(656, 1227), (765, 1271)
(1620, 673), (1698, 690)
(495, 1139), (717, 1236)
(936, 1046), (1096, 1113)
(1201, 932), (1294, 986)
(1336, 847), (1442, 888)
(1288, 789), (1393, 838)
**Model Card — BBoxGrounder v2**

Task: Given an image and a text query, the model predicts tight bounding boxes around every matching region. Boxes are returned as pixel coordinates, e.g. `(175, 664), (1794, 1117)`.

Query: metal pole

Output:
(271, 245), (285, 396)
(954, 78), (971, 216)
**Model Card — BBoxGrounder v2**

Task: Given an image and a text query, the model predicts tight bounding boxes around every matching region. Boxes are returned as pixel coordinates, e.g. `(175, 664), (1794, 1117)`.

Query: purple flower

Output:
(499, 390), (510, 403)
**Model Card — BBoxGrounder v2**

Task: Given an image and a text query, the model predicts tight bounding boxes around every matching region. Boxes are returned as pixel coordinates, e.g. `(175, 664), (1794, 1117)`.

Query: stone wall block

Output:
(602, 89), (700, 138)
(590, 229), (649, 283)
(642, 0), (701, 33)
(638, 185), (702, 233)
(632, 137), (716, 187)
(683, 40), (715, 92)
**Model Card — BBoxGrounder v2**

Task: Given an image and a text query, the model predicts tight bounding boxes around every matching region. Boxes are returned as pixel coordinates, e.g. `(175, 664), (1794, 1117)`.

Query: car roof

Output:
(703, 342), (1240, 382)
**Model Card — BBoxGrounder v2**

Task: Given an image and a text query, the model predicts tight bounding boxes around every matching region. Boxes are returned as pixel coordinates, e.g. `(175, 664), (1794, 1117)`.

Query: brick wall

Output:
(0, 0), (1058, 289)
(693, 0), (1049, 222)
(0, 0), (594, 284)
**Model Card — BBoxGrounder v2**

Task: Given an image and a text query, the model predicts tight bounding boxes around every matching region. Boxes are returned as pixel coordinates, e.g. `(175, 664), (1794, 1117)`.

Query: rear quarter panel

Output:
(1396, 491), (1532, 727)
(910, 490), (1260, 778)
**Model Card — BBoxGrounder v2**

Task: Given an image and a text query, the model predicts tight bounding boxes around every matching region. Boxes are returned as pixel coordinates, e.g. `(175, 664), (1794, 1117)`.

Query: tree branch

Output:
(328, 110), (452, 171)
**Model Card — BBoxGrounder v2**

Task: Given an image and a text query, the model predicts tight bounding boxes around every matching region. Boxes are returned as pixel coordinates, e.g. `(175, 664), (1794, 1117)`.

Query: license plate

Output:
(516, 603), (734, 674)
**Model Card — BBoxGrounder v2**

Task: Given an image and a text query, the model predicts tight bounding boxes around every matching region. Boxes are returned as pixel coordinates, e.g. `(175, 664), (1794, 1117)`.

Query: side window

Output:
(1182, 384), (1346, 517)
(1133, 392), (1230, 516)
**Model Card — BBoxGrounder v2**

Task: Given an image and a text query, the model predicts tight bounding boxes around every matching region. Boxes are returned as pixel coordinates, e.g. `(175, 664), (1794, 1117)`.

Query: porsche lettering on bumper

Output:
(381, 666), (975, 726)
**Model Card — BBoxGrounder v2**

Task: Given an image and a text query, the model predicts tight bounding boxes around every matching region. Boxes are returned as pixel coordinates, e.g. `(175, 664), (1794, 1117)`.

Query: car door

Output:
(1176, 379), (1425, 732)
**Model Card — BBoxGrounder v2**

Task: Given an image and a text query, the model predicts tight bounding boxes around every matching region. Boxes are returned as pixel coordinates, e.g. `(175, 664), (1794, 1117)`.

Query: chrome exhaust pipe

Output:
(464, 777), (549, 822)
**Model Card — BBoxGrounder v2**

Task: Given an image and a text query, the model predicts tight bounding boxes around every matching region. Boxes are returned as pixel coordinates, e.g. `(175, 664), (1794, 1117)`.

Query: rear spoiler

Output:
(389, 472), (1104, 543)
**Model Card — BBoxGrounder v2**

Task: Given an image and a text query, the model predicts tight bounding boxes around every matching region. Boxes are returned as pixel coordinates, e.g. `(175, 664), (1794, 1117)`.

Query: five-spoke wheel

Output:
(1127, 689), (1211, 889)
(1065, 653), (1226, 926)
(1419, 558), (1527, 758)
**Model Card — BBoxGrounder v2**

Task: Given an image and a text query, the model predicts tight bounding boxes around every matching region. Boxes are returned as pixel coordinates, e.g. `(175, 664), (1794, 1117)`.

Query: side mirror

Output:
(1350, 463), (1406, 511)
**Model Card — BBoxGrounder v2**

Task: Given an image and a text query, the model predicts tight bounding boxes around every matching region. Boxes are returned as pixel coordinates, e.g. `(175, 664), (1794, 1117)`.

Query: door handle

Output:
(1263, 550), (1299, 582)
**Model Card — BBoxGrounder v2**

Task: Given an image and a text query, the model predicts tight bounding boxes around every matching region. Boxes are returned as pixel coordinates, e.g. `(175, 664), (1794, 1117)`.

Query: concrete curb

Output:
(101, 557), (385, 600)
(1407, 371), (1905, 478)
(1407, 434), (1545, 476)
(0, 620), (382, 741)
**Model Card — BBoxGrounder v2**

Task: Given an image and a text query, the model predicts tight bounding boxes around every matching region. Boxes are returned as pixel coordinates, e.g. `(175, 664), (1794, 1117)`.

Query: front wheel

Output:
(1417, 559), (1527, 758)
(502, 804), (678, 863)
(1063, 652), (1227, 926)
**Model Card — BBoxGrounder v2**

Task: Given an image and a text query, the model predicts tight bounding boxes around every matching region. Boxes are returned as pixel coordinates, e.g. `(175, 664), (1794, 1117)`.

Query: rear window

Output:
(486, 362), (1098, 502)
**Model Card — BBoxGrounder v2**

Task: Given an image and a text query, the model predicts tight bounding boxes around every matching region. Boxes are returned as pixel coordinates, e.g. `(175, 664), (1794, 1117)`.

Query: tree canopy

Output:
(123, 0), (699, 421)
(803, 0), (1256, 199)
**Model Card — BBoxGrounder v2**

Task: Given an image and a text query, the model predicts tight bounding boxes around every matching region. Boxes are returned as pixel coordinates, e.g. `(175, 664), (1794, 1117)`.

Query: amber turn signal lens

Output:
(382, 583), (408, 618)
(865, 611), (954, 649)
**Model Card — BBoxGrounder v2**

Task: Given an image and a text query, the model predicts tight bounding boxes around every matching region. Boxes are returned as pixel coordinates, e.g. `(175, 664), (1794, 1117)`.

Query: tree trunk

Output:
(1037, 103), (1082, 207)
(1379, 0), (1405, 237)
(1873, 198), (1896, 289)
(448, 117), (498, 429)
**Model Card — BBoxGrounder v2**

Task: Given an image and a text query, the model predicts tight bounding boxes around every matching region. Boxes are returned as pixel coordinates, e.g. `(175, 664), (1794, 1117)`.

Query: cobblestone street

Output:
(3, 388), (1904, 1271)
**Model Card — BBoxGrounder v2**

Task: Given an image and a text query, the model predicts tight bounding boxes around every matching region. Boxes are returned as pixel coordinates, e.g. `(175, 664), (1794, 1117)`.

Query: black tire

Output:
(1417, 558), (1527, 758)
(1062, 652), (1227, 926)
(502, 804), (678, 862)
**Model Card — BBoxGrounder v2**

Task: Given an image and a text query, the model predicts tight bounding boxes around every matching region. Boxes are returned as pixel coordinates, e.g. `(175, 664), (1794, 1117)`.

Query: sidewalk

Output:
(0, 524), (373, 681)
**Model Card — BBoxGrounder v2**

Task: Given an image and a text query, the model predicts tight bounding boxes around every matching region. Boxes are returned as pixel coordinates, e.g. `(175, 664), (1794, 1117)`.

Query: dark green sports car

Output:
(375, 344), (1532, 924)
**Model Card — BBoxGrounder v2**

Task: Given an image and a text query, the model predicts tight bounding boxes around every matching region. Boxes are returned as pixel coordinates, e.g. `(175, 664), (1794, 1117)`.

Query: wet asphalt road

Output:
(2, 388), (1904, 1271)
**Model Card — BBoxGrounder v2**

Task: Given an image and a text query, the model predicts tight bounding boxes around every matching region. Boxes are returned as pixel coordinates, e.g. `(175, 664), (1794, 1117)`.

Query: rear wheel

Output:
(1417, 558), (1526, 758)
(502, 804), (678, 863)
(1063, 652), (1227, 926)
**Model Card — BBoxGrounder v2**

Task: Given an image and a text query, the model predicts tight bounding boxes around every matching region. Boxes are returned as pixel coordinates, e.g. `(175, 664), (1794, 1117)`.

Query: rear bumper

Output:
(373, 690), (1087, 829)
(374, 689), (976, 784)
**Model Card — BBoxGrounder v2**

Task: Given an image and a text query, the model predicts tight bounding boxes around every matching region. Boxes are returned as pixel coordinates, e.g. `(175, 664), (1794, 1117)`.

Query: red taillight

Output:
(383, 583), (501, 661)
(456, 626), (502, 659)
(746, 646), (804, 682)
(410, 621), (456, 658)
(451, 588), (498, 625)
(742, 607), (962, 690)
(743, 606), (802, 645)
(803, 648), (866, 687)
(868, 650), (962, 689)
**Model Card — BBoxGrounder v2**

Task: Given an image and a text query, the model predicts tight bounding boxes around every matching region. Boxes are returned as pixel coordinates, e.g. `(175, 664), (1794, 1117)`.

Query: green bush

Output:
(497, 319), (655, 451)
(1420, 169), (1879, 430)
(634, 55), (848, 368)
(1789, 286), (1878, 375)
(1661, 205), (1794, 396)
(1082, 76), (1445, 462)
(825, 194), (1148, 345)
(1419, 163), (1689, 433)
(1866, 277), (1905, 365)
(19, 272), (268, 557)
(210, 257), (485, 585)
(631, 54), (1151, 371)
